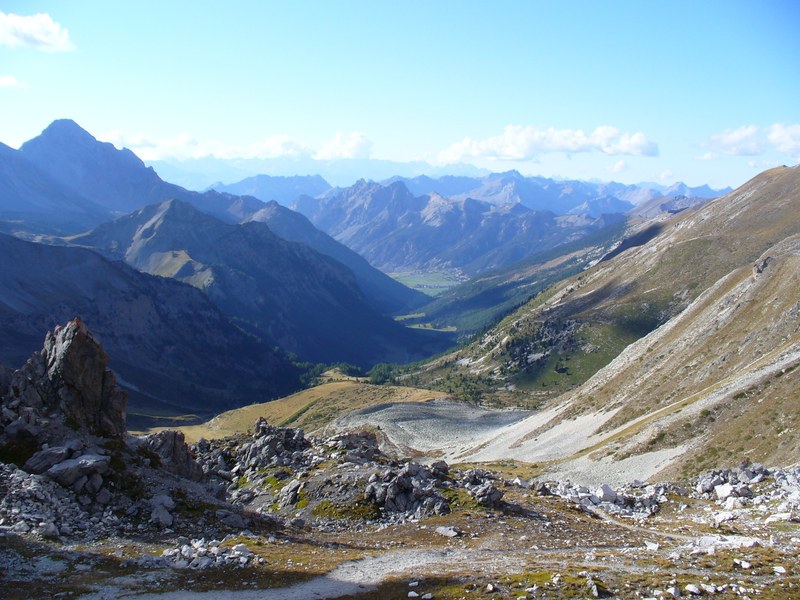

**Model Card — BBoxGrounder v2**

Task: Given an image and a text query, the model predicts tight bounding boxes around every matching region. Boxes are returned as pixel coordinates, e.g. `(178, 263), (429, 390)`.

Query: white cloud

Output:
(709, 125), (763, 156)
(697, 151), (716, 161)
(0, 74), (28, 88)
(437, 124), (658, 164)
(0, 11), (75, 52)
(245, 134), (309, 159)
(659, 169), (674, 182)
(611, 159), (627, 173)
(767, 123), (800, 156)
(100, 130), (314, 162)
(314, 131), (372, 160)
(706, 123), (800, 159)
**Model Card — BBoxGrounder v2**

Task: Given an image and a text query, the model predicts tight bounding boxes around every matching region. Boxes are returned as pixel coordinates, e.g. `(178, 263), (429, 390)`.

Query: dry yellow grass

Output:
(149, 380), (446, 443)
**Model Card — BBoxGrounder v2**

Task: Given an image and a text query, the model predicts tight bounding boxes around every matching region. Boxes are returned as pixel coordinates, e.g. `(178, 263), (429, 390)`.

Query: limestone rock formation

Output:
(4, 318), (127, 438)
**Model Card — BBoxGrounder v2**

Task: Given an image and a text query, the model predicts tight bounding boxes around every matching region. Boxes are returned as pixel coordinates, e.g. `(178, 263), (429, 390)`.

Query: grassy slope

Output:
(410, 166), (800, 409)
(147, 378), (448, 443)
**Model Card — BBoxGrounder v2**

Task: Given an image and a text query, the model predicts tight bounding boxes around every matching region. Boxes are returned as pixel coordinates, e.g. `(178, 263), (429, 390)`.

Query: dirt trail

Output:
(124, 548), (512, 599)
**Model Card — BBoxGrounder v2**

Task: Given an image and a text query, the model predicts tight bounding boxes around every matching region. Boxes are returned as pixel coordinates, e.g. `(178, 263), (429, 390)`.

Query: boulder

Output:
(714, 483), (735, 501)
(150, 494), (176, 528)
(24, 446), (72, 474)
(595, 483), (618, 503)
(45, 454), (110, 488)
(151, 504), (173, 528)
(469, 481), (504, 508)
(215, 509), (247, 529)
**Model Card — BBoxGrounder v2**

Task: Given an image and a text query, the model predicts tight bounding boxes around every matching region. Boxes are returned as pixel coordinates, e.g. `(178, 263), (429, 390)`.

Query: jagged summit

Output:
(4, 318), (127, 438)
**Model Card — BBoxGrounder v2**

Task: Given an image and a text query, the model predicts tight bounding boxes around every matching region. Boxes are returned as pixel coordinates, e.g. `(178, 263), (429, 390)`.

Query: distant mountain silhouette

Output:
(18, 119), (264, 223)
(212, 174), (332, 205)
(0, 140), (110, 234)
(291, 179), (624, 275)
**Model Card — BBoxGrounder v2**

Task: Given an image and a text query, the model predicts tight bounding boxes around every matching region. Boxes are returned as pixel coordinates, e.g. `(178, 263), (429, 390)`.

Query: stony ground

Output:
(2, 456), (799, 599)
(2, 321), (798, 599)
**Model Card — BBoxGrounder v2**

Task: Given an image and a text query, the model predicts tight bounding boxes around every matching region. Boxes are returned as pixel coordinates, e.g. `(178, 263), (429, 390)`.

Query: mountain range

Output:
(406, 165), (800, 478)
(0, 120), (456, 417)
(289, 179), (626, 275)
(208, 170), (727, 277)
(0, 118), (759, 446)
(69, 199), (442, 366)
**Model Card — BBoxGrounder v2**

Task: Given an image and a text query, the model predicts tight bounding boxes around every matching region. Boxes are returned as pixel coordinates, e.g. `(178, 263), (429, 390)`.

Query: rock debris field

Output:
(1, 320), (799, 599)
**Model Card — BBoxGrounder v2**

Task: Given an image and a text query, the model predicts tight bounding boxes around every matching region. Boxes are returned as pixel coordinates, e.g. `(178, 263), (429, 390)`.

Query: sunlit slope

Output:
(160, 380), (448, 443)
(448, 165), (800, 477)
(412, 166), (800, 410)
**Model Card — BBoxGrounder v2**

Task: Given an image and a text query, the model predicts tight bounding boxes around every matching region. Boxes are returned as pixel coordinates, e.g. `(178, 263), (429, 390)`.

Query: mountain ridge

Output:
(291, 179), (624, 275)
(0, 231), (300, 423)
(70, 199), (449, 366)
(399, 164), (800, 479)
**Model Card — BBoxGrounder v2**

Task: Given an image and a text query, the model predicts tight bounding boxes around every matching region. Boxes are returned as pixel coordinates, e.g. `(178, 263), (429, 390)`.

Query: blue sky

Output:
(1, 0), (798, 188)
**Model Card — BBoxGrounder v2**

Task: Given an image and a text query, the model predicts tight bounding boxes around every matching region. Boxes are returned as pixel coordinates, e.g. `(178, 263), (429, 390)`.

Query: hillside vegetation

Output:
(408, 167), (800, 407)
(382, 166), (800, 479)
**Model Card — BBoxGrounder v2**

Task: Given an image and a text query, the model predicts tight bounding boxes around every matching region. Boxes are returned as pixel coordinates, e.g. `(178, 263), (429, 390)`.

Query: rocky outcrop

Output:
(365, 462), (450, 519)
(141, 430), (204, 482)
(3, 318), (126, 438)
(462, 469), (504, 508)
(0, 320), (215, 539)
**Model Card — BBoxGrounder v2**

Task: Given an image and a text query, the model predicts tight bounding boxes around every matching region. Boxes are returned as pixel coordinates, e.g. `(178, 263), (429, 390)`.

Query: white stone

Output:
(713, 511), (735, 526)
(645, 541), (660, 551)
(765, 512), (793, 523)
(595, 483), (617, 503)
(714, 483), (735, 500)
(684, 584), (701, 595)
(723, 497), (745, 510)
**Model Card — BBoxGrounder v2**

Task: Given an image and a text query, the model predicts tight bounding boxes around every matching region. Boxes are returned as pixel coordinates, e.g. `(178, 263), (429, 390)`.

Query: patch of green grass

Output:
(440, 487), (482, 512)
(311, 497), (380, 520)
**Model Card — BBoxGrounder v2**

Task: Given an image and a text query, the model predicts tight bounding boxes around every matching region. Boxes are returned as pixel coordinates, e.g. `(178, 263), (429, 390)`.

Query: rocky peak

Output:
(35, 119), (98, 146)
(6, 318), (127, 438)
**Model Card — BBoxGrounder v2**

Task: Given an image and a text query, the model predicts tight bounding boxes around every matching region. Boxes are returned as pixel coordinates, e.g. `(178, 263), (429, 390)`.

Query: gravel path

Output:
(123, 547), (521, 599)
